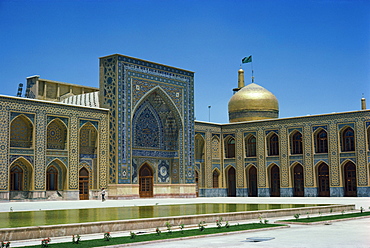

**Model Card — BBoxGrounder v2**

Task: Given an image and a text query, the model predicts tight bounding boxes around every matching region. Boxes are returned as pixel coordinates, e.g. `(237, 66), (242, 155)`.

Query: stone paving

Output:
(1, 197), (369, 247)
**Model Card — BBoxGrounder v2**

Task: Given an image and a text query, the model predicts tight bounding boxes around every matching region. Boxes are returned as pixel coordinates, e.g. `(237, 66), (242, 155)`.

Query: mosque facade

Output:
(0, 54), (369, 201)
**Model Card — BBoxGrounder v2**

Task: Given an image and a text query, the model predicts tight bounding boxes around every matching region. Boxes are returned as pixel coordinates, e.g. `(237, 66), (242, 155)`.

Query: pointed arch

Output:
(9, 157), (33, 191)
(211, 135), (221, 159)
(340, 126), (355, 152)
(268, 164), (280, 196)
(226, 165), (236, 196)
(79, 122), (98, 155)
(291, 162), (304, 196)
(314, 128), (328, 153)
(290, 131), (303, 155)
(224, 136), (235, 158)
(46, 159), (67, 190)
(10, 114), (33, 148)
(195, 169), (199, 197)
(47, 118), (67, 150)
(246, 164), (258, 197)
(132, 87), (182, 151)
(367, 126), (370, 151)
(245, 134), (256, 157)
(342, 160), (357, 196)
(316, 161), (330, 196)
(267, 132), (279, 156)
(212, 168), (221, 188)
(79, 167), (90, 200)
(139, 163), (154, 198)
(195, 134), (205, 161)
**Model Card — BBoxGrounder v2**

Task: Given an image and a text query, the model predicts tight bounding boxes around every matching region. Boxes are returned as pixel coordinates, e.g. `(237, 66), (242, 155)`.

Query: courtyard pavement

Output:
(1, 197), (370, 247)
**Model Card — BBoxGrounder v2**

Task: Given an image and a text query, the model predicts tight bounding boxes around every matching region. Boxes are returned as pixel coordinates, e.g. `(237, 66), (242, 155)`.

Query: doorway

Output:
(227, 167), (236, 197)
(79, 167), (89, 200)
(139, 164), (153, 198)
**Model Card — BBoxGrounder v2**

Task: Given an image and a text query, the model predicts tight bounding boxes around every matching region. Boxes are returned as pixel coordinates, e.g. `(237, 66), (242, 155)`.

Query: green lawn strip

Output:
(21, 223), (286, 248)
(280, 211), (370, 223)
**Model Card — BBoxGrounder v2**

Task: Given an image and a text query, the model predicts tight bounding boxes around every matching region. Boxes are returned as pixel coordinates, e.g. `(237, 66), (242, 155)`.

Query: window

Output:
(268, 133), (279, 156)
(315, 130), (328, 153)
(342, 127), (355, 152)
(245, 135), (256, 157)
(291, 132), (303, 154)
(225, 137), (235, 158)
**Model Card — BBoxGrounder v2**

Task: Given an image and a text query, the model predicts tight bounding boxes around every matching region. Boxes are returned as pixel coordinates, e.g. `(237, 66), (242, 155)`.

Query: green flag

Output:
(242, 56), (252, 63)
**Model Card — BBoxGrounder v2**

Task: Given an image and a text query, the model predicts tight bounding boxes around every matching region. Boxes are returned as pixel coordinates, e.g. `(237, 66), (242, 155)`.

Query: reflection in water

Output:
(1, 203), (329, 228)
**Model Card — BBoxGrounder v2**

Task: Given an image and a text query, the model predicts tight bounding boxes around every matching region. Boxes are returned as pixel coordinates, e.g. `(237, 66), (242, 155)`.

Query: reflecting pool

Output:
(0, 203), (330, 228)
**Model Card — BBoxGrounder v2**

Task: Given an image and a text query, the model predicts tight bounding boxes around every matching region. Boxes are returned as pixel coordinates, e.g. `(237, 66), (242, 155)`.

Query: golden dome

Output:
(228, 82), (279, 123)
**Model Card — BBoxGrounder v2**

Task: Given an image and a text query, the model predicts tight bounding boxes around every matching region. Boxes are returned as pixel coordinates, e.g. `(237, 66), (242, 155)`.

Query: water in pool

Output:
(1, 203), (329, 228)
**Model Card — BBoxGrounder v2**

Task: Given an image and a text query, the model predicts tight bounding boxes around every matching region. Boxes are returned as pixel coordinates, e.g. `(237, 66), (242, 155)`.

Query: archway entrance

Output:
(10, 165), (23, 191)
(344, 162), (357, 197)
(270, 165), (280, 197)
(195, 170), (199, 197)
(79, 168), (89, 200)
(318, 163), (330, 196)
(248, 166), (258, 197)
(293, 164), (304, 197)
(227, 167), (236, 197)
(139, 164), (153, 198)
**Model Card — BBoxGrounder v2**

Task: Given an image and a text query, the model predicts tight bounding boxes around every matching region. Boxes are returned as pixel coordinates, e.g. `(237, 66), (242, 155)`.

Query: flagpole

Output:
(251, 62), (254, 83)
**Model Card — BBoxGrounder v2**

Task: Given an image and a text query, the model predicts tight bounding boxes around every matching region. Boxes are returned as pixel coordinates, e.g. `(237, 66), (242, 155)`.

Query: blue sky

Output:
(0, 0), (369, 123)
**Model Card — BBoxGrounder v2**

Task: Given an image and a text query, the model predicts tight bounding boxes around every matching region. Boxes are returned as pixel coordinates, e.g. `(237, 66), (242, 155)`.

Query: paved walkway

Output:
(1, 197), (370, 247)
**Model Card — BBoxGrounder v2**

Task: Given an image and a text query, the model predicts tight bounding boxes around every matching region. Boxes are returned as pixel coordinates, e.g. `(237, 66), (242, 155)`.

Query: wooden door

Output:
(318, 163), (330, 196)
(344, 162), (357, 197)
(227, 167), (236, 197)
(139, 164), (153, 198)
(270, 165), (280, 197)
(79, 168), (89, 200)
(248, 166), (258, 197)
(293, 164), (304, 197)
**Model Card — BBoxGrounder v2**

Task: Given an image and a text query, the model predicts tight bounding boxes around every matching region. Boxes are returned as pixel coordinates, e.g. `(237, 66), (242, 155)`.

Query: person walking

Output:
(101, 188), (106, 202)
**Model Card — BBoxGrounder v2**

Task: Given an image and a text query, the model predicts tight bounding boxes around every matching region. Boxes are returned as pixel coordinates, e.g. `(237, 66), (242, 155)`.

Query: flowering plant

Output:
(1, 241), (10, 248)
(104, 232), (111, 241)
(41, 237), (51, 247)
(216, 217), (223, 228)
(155, 227), (161, 235)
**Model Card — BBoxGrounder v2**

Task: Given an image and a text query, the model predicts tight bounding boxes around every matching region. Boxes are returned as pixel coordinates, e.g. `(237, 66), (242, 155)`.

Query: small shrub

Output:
(165, 221), (172, 234)
(1, 241), (11, 248)
(104, 232), (111, 241)
(360, 207), (364, 213)
(130, 231), (136, 239)
(258, 214), (263, 224)
(341, 210), (345, 215)
(306, 212), (310, 219)
(179, 224), (185, 233)
(330, 208), (333, 213)
(72, 234), (81, 244)
(216, 218), (222, 228)
(225, 221), (230, 228)
(264, 219), (269, 224)
(155, 227), (161, 236)
(294, 213), (300, 220)
(41, 238), (51, 247)
(198, 221), (206, 231)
